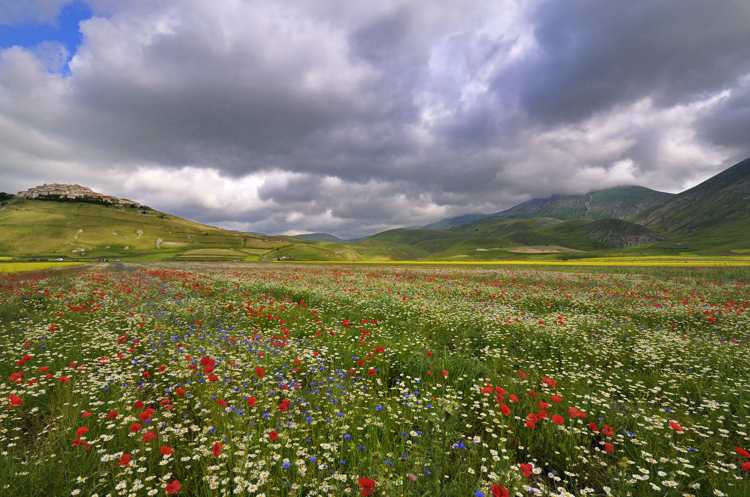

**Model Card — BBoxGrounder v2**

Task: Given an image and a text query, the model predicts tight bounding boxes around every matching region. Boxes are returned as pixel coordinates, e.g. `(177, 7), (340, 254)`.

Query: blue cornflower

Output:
(475, 492), (485, 497)
(282, 462), (290, 469)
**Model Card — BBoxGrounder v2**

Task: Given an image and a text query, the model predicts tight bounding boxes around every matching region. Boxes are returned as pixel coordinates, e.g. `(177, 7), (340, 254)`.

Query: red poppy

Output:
(542, 377), (556, 387)
(256, 367), (265, 378)
(134, 400), (144, 409)
(117, 453), (131, 466)
(552, 414), (564, 424)
(143, 431), (157, 442)
(59, 375), (69, 383)
(499, 403), (510, 416)
(107, 410), (119, 419)
(165, 480), (181, 495)
(161, 446), (173, 456)
(212, 442), (222, 457)
(203, 365), (214, 375)
(82, 411), (92, 418)
(369, 368), (376, 376)
(442, 369), (449, 377)
(279, 403), (288, 412)
(9, 395), (22, 407)
(130, 423), (142, 432)
(247, 397), (256, 407)
(490, 484), (509, 497)
(519, 463), (533, 477)
(589, 422), (598, 432)
(358, 477), (376, 496)
(269, 430), (278, 441)
(737, 447), (750, 459)
(76, 427), (89, 436)
(176, 388), (186, 395)
(509, 395), (519, 403)
(529, 390), (537, 397)
(602, 424), (614, 436)
(604, 443), (614, 453)
(551, 395), (562, 403)
(518, 370), (526, 379)
(39, 366), (49, 373)
(669, 421), (683, 432)
(208, 374), (218, 382)
(426, 351), (432, 356)
(538, 400), (549, 409)
(742, 462), (750, 472)
(528, 413), (538, 423)
(525, 420), (535, 429)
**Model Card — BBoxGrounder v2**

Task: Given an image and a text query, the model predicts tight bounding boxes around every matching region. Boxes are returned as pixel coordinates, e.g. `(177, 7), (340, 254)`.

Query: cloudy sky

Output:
(1, 0), (749, 238)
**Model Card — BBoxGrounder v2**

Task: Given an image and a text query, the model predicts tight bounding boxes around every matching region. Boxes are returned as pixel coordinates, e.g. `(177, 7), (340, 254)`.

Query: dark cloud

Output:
(501, 0), (750, 124)
(0, 0), (749, 238)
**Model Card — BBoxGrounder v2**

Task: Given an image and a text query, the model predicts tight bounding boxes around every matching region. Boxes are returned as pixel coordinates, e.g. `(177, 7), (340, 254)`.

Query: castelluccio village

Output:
(1, 1), (749, 497)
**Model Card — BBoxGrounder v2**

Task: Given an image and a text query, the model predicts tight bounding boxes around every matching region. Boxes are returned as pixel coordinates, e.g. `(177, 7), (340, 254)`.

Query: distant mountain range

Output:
(2, 156), (750, 261)
(293, 233), (346, 243)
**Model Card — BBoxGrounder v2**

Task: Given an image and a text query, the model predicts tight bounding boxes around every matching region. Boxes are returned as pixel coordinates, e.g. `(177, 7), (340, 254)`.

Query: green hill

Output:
(0, 198), (350, 261)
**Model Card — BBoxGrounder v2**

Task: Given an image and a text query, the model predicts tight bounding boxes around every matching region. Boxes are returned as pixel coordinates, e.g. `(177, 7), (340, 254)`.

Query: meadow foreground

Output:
(1, 263), (749, 496)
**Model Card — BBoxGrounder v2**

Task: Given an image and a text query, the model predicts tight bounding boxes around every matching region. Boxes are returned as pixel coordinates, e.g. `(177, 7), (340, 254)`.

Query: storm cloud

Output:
(1, 0), (749, 238)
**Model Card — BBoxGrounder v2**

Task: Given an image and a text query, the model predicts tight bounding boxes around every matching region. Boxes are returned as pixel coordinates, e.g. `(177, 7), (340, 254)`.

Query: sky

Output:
(1, 0), (749, 239)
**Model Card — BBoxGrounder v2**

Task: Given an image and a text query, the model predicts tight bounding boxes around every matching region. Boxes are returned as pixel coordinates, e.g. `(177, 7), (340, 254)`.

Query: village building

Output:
(16, 184), (140, 207)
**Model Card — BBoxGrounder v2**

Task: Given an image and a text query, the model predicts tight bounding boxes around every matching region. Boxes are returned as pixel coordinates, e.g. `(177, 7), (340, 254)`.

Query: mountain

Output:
(420, 213), (489, 230)
(540, 218), (667, 249)
(494, 186), (673, 221)
(293, 233), (346, 243)
(632, 157), (750, 238)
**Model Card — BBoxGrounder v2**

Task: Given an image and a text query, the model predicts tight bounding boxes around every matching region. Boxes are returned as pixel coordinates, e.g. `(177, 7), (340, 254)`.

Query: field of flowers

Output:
(1, 262), (749, 497)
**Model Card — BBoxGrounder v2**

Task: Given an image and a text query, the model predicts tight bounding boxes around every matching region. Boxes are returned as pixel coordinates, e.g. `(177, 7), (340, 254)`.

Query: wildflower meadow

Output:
(1, 263), (749, 497)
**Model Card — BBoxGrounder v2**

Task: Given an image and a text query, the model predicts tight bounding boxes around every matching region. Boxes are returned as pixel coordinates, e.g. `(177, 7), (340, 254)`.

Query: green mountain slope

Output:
(293, 233), (346, 243)
(494, 186), (673, 221)
(633, 157), (750, 239)
(420, 213), (489, 230)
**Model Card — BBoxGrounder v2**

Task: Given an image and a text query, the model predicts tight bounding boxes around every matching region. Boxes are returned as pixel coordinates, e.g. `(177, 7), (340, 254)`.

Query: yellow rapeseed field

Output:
(0, 262), (84, 273)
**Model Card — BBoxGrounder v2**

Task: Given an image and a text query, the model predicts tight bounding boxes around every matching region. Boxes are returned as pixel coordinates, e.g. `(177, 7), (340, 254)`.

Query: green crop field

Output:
(1, 262), (749, 496)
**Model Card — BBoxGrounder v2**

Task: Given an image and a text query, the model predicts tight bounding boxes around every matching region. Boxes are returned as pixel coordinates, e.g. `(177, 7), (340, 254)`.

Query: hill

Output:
(0, 198), (353, 262)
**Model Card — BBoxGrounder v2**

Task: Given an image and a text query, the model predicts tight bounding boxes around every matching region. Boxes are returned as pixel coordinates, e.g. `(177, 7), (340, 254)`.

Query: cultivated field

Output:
(1, 263), (749, 496)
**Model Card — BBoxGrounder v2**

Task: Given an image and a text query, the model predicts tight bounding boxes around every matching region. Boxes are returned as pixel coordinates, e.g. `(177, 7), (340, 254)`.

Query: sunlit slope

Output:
(0, 199), (350, 261)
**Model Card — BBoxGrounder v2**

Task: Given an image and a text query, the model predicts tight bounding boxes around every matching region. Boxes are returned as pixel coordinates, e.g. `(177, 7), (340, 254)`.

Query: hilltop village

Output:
(15, 184), (141, 207)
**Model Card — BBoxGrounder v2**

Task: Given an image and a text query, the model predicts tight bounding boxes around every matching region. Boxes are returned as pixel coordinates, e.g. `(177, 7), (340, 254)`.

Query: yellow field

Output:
(0, 262), (85, 273)
(0, 256), (11, 261)
(288, 257), (750, 267)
